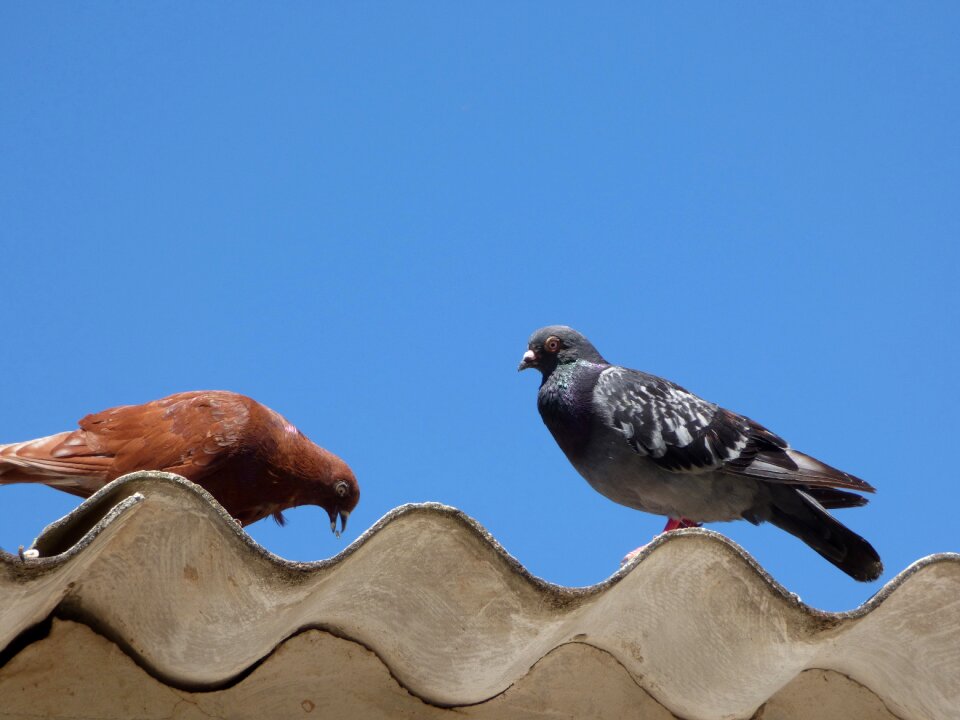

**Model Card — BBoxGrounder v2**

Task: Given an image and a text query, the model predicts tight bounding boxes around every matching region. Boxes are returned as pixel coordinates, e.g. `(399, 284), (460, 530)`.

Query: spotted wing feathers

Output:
(594, 367), (874, 494)
(595, 367), (752, 472)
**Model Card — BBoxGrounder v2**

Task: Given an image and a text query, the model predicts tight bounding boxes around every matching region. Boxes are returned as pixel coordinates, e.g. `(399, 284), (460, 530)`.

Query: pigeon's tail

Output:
(766, 487), (883, 582)
(0, 432), (107, 497)
(802, 486), (869, 510)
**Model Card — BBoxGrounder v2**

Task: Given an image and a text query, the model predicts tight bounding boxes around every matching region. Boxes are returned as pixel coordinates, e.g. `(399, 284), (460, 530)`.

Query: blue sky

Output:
(1, 3), (957, 611)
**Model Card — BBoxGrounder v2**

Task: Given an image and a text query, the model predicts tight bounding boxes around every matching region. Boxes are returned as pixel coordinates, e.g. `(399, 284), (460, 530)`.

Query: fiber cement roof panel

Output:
(1, 472), (957, 719)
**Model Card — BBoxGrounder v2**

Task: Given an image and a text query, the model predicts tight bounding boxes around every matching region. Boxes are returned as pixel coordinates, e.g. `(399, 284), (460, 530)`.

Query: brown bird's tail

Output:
(0, 432), (108, 497)
(767, 486), (883, 582)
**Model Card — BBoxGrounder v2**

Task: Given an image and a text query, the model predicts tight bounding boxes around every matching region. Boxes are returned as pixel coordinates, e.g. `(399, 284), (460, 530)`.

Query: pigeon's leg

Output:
(662, 517), (701, 532)
(621, 517), (703, 566)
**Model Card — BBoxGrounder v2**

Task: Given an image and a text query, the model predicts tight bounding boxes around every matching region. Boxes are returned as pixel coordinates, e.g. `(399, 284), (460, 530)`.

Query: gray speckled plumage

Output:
(519, 325), (882, 582)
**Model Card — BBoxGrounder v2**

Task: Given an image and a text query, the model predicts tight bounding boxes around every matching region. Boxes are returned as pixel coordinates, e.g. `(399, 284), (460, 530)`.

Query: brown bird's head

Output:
(323, 453), (360, 537)
(259, 401), (361, 536)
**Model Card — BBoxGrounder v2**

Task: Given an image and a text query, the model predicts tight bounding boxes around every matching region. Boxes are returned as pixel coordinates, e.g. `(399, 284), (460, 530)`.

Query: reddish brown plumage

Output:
(0, 391), (359, 531)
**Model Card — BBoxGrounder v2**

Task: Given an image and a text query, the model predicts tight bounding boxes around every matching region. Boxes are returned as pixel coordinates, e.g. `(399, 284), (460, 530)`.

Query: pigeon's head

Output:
(323, 455), (360, 538)
(518, 325), (605, 375)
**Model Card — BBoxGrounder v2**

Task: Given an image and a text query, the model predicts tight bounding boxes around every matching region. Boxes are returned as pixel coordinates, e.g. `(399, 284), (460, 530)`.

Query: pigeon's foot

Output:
(662, 517), (701, 532)
(620, 517), (703, 566)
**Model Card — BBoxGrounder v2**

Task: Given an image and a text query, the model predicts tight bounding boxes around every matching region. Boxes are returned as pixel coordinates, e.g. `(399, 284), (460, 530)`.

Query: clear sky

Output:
(2, 3), (957, 612)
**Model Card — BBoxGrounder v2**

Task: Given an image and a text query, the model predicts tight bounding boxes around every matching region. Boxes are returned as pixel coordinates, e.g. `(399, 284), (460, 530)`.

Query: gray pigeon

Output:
(519, 325), (882, 582)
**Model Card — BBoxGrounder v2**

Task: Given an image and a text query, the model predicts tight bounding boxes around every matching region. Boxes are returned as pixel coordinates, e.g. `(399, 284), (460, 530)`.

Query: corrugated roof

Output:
(1, 471), (957, 720)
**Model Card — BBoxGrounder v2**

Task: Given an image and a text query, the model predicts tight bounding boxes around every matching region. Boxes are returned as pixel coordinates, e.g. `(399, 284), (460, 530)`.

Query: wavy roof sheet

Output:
(1, 472), (957, 720)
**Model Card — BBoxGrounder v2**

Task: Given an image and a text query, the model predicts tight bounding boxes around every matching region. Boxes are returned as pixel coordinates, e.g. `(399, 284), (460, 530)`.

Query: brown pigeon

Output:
(0, 391), (359, 534)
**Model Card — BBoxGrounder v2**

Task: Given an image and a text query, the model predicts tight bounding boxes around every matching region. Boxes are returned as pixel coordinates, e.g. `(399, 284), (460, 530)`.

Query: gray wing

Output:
(593, 366), (768, 473)
(592, 367), (873, 496)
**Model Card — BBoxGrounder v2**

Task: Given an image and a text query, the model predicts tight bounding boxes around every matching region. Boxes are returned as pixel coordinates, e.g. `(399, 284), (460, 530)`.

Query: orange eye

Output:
(544, 336), (561, 353)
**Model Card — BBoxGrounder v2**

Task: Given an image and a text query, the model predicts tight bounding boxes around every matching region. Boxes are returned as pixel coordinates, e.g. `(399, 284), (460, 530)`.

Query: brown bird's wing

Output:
(0, 391), (253, 498)
(79, 391), (253, 478)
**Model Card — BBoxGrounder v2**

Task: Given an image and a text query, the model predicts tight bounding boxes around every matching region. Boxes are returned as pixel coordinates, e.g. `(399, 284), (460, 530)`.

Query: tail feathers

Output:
(803, 486), (869, 510)
(740, 447), (875, 494)
(0, 432), (109, 496)
(767, 488), (883, 582)
(785, 449), (876, 492)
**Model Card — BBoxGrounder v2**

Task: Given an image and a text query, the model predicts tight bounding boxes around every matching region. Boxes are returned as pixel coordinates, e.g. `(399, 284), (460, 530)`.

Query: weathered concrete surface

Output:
(0, 620), (680, 720)
(0, 472), (956, 720)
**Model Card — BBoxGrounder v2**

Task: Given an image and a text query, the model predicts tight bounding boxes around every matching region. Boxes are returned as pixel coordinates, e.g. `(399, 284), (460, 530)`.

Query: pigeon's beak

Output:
(518, 349), (538, 372)
(329, 509), (350, 538)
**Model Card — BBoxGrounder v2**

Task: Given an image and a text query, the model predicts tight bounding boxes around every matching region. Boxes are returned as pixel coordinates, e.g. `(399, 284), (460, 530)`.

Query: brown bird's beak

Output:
(518, 349), (538, 372)
(329, 508), (350, 537)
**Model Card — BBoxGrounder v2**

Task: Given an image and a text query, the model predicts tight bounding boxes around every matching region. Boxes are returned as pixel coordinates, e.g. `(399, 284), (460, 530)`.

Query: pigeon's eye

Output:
(334, 481), (349, 498)
(544, 336), (561, 353)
